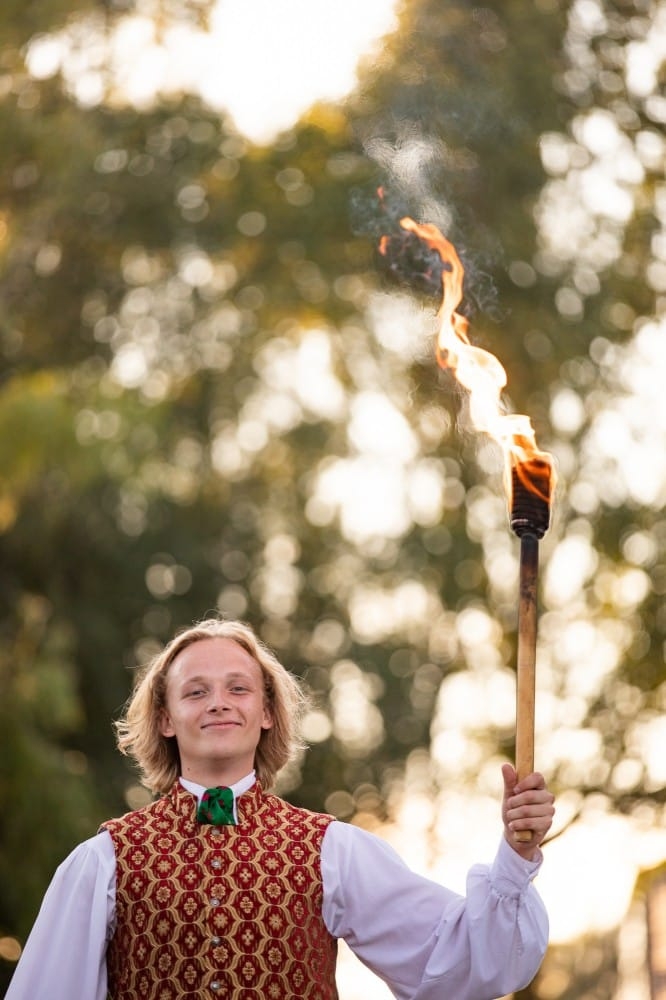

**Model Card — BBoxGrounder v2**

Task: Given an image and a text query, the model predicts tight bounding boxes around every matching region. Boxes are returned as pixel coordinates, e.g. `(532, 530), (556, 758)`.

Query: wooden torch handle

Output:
(514, 533), (538, 842)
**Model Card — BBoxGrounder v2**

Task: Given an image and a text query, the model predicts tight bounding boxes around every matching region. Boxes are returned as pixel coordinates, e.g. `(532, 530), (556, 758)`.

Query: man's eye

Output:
(186, 689), (204, 697)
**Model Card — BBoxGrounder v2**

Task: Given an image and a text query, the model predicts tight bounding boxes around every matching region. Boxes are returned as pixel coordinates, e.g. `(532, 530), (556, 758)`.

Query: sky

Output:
(27, 0), (400, 145)
(23, 1), (666, 995)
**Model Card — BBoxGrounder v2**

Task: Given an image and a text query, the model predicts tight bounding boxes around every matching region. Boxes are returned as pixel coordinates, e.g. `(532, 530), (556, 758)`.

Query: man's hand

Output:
(501, 764), (555, 861)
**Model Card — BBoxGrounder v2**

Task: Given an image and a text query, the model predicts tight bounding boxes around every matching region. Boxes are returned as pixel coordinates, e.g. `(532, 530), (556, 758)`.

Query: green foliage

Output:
(0, 603), (104, 937)
(0, 2), (665, 997)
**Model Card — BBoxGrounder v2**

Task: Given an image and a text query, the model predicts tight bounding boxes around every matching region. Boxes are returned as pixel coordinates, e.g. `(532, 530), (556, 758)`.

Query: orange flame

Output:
(394, 216), (555, 508)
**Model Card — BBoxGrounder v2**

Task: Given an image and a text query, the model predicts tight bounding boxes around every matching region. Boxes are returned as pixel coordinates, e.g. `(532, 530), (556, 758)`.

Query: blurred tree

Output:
(1, 0), (665, 997)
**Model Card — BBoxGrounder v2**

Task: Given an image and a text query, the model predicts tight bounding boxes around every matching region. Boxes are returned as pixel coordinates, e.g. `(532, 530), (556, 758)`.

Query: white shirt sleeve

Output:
(321, 821), (548, 1000)
(5, 832), (116, 1000)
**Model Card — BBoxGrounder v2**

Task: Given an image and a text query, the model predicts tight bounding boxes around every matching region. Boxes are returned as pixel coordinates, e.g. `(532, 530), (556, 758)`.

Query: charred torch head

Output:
(510, 457), (553, 539)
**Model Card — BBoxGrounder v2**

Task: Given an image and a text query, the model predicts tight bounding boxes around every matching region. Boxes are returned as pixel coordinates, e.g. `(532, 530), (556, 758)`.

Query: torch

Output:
(377, 205), (556, 839)
(509, 452), (554, 841)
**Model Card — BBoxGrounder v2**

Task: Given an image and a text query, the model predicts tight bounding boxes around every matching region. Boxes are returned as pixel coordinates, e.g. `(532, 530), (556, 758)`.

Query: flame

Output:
(383, 216), (555, 508)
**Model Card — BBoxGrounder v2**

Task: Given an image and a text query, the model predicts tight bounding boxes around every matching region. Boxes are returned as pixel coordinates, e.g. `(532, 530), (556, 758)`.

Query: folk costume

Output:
(7, 772), (548, 1000)
(102, 778), (336, 1000)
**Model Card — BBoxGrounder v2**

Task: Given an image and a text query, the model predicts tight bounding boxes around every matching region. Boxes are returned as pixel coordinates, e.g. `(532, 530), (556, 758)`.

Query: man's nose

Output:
(206, 690), (230, 711)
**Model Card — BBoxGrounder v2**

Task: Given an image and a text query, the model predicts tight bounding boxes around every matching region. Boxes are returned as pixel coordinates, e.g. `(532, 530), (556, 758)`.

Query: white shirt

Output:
(6, 775), (548, 1000)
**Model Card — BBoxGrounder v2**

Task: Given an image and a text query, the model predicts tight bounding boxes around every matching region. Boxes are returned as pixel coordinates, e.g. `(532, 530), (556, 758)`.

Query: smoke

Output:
(364, 128), (454, 234)
(351, 123), (502, 320)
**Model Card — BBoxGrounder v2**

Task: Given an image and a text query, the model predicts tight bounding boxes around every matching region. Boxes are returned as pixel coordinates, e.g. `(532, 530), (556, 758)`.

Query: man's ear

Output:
(159, 708), (175, 738)
(261, 705), (274, 731)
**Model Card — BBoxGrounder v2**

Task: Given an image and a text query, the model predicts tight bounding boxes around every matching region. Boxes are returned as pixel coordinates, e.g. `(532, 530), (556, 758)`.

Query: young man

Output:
(7, 617), (555, 1000)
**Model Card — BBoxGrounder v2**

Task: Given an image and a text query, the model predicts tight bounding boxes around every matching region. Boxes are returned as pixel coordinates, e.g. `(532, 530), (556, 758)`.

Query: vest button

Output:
(211, 859), (222, 869)
(211, 981), (221, 991)
(211, 936), (221, 946)
(210, 897), (220, 907)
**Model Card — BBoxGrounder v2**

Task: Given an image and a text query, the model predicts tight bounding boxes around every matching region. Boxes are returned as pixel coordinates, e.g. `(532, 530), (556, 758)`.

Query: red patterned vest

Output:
(101, 782), (338, 1000)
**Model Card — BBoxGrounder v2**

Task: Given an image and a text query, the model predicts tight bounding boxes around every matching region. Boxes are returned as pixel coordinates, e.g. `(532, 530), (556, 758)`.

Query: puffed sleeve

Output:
(5, 831), (116, 1000)
(321, 822), (548, 1000)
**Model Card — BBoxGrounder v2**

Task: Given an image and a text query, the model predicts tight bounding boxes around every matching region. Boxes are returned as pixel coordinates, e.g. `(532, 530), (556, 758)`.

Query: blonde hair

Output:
(115, 618), (309, 794)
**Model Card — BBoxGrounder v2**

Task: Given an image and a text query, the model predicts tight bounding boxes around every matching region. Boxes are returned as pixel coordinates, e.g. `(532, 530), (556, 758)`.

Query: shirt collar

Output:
(179, 771), (256, 822)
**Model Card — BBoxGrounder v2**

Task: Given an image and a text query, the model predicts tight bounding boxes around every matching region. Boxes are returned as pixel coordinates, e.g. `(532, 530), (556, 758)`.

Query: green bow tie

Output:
(197, 786), (236, 825)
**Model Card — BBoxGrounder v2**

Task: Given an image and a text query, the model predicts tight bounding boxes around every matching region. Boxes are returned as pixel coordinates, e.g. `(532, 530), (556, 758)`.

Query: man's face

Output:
(159, 636), (273, 786)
